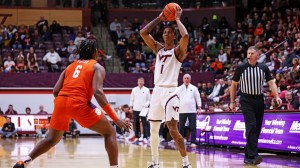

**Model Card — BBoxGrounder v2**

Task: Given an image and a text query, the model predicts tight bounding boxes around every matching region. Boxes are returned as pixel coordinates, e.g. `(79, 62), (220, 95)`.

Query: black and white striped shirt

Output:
(232, 62), (273, 95)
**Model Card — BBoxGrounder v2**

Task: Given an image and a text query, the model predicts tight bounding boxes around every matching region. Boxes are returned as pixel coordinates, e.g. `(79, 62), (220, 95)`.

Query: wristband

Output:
(102, 104), (118, 122)
(230, 102), (235, 104)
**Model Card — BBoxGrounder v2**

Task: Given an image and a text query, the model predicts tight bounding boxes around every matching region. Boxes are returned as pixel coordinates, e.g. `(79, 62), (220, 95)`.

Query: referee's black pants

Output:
(240, 93), (264, 159)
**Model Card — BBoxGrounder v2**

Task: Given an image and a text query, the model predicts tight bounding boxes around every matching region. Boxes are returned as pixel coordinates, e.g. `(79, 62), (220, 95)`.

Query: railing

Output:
(93, 24), (121, 73)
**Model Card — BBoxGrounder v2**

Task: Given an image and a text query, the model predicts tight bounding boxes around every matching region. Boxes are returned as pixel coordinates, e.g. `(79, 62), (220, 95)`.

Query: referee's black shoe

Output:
(244, 156), (263, 165)
(253, 155), (263, 165)
(244, 158), (254, 164)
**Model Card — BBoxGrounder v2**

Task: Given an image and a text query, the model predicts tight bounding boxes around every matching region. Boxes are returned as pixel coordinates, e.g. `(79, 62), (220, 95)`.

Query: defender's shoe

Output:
(13, 159), (31, 168)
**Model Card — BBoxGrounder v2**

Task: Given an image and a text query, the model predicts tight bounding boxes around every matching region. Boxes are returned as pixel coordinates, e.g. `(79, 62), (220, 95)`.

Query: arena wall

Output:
(108, 7), (236, 29)
(0, 90), (132, 134)
(0, 90), (132, 114)
(0, 72), (215, 88)
(0, 8), (85, 26)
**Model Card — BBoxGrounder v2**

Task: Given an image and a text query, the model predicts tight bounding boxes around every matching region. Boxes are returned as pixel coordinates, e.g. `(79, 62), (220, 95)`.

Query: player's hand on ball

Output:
(175, 5), (182, 20)
(115, 119), (131, 133)
(158, 12), (167, 21)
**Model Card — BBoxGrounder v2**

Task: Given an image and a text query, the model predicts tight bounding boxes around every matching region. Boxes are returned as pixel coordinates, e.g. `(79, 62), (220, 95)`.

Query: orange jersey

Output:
(59, 59), (97, 101)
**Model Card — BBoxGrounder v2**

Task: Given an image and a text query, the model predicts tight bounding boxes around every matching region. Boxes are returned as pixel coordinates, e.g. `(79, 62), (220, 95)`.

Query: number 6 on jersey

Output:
(72, 65), (82, 78)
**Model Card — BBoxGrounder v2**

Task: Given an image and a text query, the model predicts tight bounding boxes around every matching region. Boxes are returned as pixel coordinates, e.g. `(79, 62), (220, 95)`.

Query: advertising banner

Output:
(196, 113), (300, 153)
(1, 115), (50, 132)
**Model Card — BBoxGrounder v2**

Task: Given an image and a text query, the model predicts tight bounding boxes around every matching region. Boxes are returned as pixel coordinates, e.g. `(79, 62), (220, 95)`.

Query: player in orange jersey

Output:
(13, 39), (131, 168)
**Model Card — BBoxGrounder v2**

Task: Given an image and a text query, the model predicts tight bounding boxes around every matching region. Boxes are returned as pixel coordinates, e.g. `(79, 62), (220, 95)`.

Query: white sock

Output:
(152, 156), (159, 165)
(110, 165), (118, 168)
(182, 155), (189, 166)
(150, 122), (160, 165)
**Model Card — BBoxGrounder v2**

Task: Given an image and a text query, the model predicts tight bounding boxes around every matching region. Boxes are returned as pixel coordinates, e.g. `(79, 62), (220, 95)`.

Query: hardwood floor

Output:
(0, 137), (299, 168)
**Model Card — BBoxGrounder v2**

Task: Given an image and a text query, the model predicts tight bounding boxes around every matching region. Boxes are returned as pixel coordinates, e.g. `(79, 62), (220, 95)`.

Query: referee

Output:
(230, 46), (282, 165)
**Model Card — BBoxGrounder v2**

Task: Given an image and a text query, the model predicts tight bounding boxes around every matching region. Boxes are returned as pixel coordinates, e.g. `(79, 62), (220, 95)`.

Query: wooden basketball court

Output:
(0, 137), (299, 168)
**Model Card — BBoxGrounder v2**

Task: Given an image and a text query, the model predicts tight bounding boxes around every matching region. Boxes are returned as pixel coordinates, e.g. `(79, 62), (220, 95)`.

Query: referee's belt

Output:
(240, 93), (263, 98)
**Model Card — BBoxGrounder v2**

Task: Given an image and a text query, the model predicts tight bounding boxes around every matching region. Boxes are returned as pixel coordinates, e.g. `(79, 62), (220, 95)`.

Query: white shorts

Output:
(148, 86), (179, 122)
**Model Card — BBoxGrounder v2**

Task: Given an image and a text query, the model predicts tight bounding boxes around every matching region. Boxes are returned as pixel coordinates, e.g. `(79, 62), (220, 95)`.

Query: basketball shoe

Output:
(190, 143), (197, 148)
(148, 163), (159, 168)
(13, 159), (31, 168)
(183, 164), (192, 168)
(131, 138), (138, 143)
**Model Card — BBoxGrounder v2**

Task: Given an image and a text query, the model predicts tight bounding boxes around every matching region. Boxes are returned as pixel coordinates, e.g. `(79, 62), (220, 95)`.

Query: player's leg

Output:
(166, 119), (186, 156)
(164, 92), (185, 155)
(71, 102), (117, 167)
(28, 128), (65, 159)
(13, 96), (69, 168)
(165, 93), (191, 168)
(13, 129), (65, 168)
(149, 120), (161, 167)
(87, 115), (118, 166)
(166, 120), (191, 168)
(147, 87), (163, 168)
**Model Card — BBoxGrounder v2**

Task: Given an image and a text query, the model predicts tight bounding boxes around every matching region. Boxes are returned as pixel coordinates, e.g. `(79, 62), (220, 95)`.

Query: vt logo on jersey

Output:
(159, 54), (172, 74)
(173, 106), (179, 112)
(159, 54), (172, 62)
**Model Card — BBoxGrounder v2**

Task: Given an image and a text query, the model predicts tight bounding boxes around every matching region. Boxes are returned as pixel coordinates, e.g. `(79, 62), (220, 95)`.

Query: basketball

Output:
(163, 3), (180, 21)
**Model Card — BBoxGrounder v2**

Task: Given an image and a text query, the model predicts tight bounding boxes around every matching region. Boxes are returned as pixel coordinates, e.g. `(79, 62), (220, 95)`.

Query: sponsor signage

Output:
(2, 115), (50, 132)
(196, 113), (300, 153)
